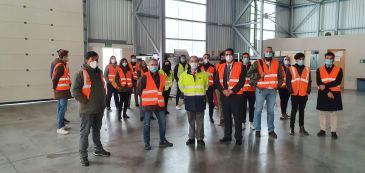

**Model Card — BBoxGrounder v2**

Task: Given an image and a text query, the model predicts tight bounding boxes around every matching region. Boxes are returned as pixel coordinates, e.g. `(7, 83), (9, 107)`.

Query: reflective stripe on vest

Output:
(52, 63), (71, 91)
(217, 62), (244, 94)
(129, 63), (139, 80)
(289, 66), (310, 96)
(242, 77), (255, 92)
(281, 66), (287, 88)
(159, 70), (174, 91)
(200, 65), (215, 86)
(319, 65), (341, 92)
(82, 70), (106, 100)
(179, 71), (207, 96)
(141, 72), (165, 107)
(257, 59), (279, 89)
(116, 67), (133, 87)
(107, 64), (117, 82)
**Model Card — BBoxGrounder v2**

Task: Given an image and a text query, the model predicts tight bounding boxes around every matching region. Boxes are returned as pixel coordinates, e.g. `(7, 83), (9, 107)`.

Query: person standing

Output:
(128, 55), (140, 107)
(316, 52), (343, 139)
(51, 49), (72, 135)
(286, 53), (311, 135)
(216, 52), (226, 126)
(215, 48), (246, 145)
(241, 53), (256, 130)
(104, 56), (119, 112)
(279, 56), (291, 120)
(159, 60), (174, 114)
(174, 55), (189, 110)
(248, 46), (283, 139)
(201, 54), (215, 123)
(137, 59), (173, 150)
(115, 58), (133, 120)
(179, 56), (209, 146)
(72, 51), (110, 166)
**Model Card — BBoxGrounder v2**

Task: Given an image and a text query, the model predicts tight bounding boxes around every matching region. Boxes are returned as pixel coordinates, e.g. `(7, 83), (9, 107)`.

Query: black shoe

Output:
(219, 137), (232, 143)
(80, 157), (89, 166)
(93, 149), (111, 157)
(64, 118), (70, 124)
(186, 139), (195, 145)
(140, 117), (144, 122)
(106, 107), (112, 112)
(123, 112), (130, 119)
(331, 132), (338, 139)
(209, 117), (214, 123)
(300, 126), (309, 136)
(290, 128), (295, 136)
(236, 139), (242, 146)
(160, 140), (173, 147)
(151, 116), (156, 120)
(317, 130), (326, 137)
(197, 140), (205, 146)
(135, 104), (139, 107)
(165, 110), (170, 114)
(268, 131), (278, 139)
(280, 113), (289, 120)
(145, 144), (151, 150)
(255, 131), (261, 137)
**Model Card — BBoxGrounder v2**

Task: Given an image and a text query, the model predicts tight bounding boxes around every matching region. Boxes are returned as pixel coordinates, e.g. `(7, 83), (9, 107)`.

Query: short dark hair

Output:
(203, 53), (210, 58)
(224, 48), (234, 55)
(57, 49), (69, 59)
(294, 52), (305, 60)
(85, 51), (98, 60)
(219, 52), (225, 57)
(242, 52), (250, 58)
(266, 46), (273, 49)
(131, 55), (136, 58)
(325, 52), (335, 59)
(180, 55), (186, 58)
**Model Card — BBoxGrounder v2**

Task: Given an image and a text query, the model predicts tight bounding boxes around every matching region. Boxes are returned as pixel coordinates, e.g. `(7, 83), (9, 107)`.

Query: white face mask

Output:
(225, 55), (233, 63)
(111, 59), (116, 64)
(284, 60), (290, 65)
(89, 61), (98, 69)
(242, 58), (249, 65)
(131, 58), (136, 62)
(190, 63), (198, 70)
(122, 62), (128, 67)
(203, 59), (209, 64)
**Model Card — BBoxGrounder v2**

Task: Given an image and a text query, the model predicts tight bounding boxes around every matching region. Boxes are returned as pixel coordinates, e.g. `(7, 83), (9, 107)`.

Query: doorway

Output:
(102, 48), (122, 71)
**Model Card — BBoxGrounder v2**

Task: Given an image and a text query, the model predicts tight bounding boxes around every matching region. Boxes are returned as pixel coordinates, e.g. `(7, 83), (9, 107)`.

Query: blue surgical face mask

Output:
(149, 66), (158, 73)
(264, 52), (274, 58)
(296, 60), (304, 66)
(325, 59), (333, 66)
(242, 58), (249, 65)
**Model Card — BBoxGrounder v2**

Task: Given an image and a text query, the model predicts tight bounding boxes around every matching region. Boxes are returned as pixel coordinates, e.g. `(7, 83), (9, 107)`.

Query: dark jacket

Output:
(286, 64), (312, 94)
(316, 65), (343, 111)
(247, 59), (284, 89)
(173, 62), (188, 81)
(137, 71), (164, 112)
(115, 66), (133, 93)
(214, 62), (246, 94)
(51, 58), (72, 100)
(72, 64), (106, 114)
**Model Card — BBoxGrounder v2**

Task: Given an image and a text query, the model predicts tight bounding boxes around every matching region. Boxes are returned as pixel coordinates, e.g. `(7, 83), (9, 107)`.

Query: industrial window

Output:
(165, 0), (207, 56)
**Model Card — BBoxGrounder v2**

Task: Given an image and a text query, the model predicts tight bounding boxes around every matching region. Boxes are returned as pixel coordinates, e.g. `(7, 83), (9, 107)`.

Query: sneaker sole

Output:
(93, 153), (110, 157)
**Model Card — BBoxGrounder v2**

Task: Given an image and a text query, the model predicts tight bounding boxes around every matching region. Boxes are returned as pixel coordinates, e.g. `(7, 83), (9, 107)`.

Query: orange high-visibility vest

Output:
(242, 77), (255, 92)
(200, 65), (215, 86)
(82, 70), (105, 100)
(116, 66), (133, 88)
(257, 59), (280, 89)
(52, 63), (71, 91)
(141, 72), (166, 107)
(107, 64), (117, 82)
(319, 65), (341, 92)
(217, 62), (244, 95)
(128, 62), (139, 80)
(289, 66), (310, 96)
(281, 66), (287, 88)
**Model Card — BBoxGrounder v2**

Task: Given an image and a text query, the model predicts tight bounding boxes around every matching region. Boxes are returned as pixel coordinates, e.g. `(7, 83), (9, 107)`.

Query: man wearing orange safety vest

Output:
(137, 59), (173, 151)
(201, 53), (216, 123)
(248, 46), (284, 139)
(316, 52), (343, 139)
(128, 55), (140, 107)
(72, 51), (110, 166)
(51, 49), (72, 135)
(215, 48), (246, 145)
(286, 53), (311, 136)
(241, 52), (256, 130)
(104, 56), (119, 112)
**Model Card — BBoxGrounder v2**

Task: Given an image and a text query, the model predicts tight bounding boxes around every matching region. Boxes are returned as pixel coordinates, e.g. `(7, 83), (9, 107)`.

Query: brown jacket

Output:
(51, 58), (72, 100)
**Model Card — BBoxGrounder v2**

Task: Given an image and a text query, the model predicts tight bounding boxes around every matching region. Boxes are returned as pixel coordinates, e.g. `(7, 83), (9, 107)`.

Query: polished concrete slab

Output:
(0, 91), (364, 173)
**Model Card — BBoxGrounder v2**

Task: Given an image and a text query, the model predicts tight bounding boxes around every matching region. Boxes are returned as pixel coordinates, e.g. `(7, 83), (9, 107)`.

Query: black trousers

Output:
(242, 91), (255, 123)
(278, 88), (290, 114)
(163, 88), (171, 111)
(106, 83), (119, 108)
(119, 92), (131, 113)
(206, 86), (215, 118)
(290, 95), (308, 128)
(221, 94), (243, 140)
(176, 84), (184, 105)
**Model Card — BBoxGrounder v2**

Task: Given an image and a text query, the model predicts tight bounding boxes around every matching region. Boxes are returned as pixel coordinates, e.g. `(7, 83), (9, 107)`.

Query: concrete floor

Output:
(0, 91), (364, 173)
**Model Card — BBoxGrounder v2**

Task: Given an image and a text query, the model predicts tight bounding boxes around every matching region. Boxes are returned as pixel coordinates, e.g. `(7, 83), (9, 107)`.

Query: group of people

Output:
(50, 46), (343, 166)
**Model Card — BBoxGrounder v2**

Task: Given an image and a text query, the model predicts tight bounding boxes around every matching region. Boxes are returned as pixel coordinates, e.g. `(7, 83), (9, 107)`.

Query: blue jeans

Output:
(254, 88), (276, 132)
(143, 111), (166, 144)
(57, 98), (68, 129)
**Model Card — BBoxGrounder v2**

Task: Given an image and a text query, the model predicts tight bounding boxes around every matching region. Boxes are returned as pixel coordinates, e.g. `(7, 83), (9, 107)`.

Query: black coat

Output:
(316, 65), (343, 111)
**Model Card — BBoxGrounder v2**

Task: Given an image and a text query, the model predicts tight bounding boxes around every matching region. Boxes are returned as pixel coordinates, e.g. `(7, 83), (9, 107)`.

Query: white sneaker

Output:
(57, 128), (69, 135)
(176, 105), (182, 110)
(242, 123), (246, 130)
(250, 122), (255, 130)
(63, 125), (71, 130)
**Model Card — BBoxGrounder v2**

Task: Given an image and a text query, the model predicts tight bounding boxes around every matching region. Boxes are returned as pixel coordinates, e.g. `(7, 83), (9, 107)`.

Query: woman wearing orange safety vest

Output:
(286, 53), (311, 136)
(104, 56), (119, 112)
(241, 52), (256, 130)
(279, 56), (291, 120)
(51, 49), (72, 135)
(316, 52), (343, 139)
(128, 55), (140, 107)
(115, 58), (133, 120)
(201, 53), (216, 123)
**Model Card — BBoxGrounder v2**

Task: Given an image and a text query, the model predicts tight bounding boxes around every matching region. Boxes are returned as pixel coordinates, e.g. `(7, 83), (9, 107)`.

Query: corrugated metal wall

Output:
(234, 0), (251, 53)
(89, 0), (133, 43)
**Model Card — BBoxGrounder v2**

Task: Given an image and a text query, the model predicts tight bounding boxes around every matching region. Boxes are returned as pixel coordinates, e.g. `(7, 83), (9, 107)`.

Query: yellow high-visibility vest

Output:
(159, 69), (174, 91)
(178, 71), (208, 96)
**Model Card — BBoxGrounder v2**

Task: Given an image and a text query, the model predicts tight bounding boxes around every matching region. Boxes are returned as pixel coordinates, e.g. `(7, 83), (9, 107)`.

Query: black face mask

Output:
(265, 57), (272, 61)
(163, 64), (171, 71)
